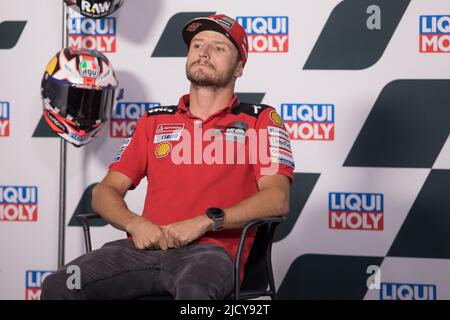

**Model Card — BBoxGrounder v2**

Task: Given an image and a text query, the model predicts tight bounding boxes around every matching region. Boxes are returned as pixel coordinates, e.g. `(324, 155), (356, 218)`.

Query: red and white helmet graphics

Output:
(41, 47), (118, 147)
(46, 47), (117, 88)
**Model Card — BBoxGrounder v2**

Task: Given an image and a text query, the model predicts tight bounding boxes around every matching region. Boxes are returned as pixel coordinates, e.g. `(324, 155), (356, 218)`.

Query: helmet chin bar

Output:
(59, 122), (103, 148)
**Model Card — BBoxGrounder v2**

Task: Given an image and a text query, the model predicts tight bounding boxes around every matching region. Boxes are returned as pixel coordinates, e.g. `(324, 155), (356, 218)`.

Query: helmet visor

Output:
(43, 77), (115, 130)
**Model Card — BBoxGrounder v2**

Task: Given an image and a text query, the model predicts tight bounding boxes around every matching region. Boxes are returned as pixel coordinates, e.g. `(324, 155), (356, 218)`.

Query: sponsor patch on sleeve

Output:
(113, 137), (131, 162)
(269, 147), (295, 168)
(269, 136), (291, 151)
(268, 126), (290, 140)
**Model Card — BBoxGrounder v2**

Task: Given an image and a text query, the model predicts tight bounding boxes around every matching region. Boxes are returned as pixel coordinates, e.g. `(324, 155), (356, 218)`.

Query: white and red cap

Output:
(182, 14), (249, 66)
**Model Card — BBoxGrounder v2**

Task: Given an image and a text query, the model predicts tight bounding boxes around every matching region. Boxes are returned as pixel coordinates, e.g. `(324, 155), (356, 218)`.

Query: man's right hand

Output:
(125, 216), (168, 250)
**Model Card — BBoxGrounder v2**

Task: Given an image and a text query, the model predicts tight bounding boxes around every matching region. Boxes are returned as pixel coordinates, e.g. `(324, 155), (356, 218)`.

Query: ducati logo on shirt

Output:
(215, 121), (248, 144)
(224, 127), (246, 144)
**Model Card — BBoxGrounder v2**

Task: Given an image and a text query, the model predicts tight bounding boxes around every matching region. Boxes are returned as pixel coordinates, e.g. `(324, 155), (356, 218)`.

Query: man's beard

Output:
(186, 61), (236, 88)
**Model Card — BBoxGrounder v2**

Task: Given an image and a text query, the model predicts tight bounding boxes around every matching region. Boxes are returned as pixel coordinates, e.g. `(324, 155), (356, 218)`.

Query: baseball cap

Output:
(182, 14), (249, 66)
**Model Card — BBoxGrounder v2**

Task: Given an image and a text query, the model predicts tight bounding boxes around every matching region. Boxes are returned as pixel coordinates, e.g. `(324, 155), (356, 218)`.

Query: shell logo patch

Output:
(270, 110), (283, 127)
(155, 142), (172, 158)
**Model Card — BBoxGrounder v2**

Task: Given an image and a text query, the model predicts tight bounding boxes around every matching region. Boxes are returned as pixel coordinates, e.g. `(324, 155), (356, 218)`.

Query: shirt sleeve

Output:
(108, 115), (149, 189)
(253, 106), (295, 183)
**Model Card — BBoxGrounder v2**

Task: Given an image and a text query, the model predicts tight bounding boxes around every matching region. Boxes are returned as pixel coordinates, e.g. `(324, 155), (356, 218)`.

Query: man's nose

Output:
(199, 43), (212, 58)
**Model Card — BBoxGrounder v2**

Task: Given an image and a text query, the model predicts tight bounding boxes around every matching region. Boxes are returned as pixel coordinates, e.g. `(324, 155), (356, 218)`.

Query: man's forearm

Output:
(92, 184), (140, 232)
(222, 187), (289, 230)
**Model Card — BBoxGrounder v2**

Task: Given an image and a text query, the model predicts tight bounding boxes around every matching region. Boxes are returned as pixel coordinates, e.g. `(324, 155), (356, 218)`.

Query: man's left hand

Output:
(161, 214), (213, 248)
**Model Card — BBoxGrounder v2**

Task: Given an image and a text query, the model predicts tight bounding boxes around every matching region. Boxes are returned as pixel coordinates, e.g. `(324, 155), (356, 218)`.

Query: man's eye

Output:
(216, 47), (225, 52)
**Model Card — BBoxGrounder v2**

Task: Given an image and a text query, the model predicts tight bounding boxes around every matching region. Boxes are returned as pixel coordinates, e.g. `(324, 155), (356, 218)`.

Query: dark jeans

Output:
(41, 239), (235, 300)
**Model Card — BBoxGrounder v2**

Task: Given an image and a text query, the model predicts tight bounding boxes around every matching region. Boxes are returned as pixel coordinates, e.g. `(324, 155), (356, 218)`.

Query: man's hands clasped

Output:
(125, 216), (168, 250)
(126, 214), (213, 250)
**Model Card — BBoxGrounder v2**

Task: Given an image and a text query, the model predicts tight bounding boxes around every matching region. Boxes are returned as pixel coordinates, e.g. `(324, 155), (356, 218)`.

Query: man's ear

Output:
(233, 60), (244, 78)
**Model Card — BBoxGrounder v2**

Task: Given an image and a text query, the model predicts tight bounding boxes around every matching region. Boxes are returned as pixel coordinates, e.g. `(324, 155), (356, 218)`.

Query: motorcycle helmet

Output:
(41, 47), (118, 147)
(64, 0), (123, 19)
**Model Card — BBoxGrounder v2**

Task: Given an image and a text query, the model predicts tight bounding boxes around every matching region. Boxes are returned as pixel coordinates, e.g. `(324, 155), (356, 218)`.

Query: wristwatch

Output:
(206, 207), (225, 231)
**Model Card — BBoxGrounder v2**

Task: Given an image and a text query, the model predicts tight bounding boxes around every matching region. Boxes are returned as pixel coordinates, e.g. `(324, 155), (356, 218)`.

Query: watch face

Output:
(207, 207), (224, 219)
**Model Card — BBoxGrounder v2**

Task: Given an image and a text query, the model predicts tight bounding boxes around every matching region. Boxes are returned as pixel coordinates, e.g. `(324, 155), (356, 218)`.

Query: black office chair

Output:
(77, 213), (285, 300)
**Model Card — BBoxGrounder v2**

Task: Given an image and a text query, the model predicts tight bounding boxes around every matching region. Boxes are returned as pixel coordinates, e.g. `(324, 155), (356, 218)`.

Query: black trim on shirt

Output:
(231, 102), (271, 118)
(147, 105), (178, 116)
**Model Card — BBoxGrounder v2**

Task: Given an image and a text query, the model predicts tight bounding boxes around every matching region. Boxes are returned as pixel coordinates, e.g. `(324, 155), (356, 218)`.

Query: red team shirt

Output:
(109, 94), (294, 280)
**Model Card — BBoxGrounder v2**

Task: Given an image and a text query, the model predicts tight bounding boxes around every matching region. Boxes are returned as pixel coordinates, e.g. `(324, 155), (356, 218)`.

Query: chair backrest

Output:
(240, 223), (274, 293)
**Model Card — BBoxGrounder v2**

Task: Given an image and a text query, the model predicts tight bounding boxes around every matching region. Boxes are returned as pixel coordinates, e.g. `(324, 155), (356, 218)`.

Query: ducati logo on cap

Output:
(217, 17), (234, 30)
(187, 22), (202, 32)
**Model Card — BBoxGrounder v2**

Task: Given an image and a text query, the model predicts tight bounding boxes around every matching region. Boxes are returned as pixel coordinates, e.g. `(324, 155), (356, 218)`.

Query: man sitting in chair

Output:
(41, 13), (294, 300)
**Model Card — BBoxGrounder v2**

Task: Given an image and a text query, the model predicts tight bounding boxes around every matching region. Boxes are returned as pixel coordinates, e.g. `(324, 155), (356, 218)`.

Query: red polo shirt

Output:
(109, 94), (295, 281)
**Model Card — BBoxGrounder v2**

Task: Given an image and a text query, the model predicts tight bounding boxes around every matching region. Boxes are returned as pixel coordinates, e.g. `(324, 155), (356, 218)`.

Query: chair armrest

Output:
(77, 213), (102, 219)
(239, 217), (286, 240)
(234, 216), (286, 299)
(77, 213), (102, 226)
(77, 213), (102, 253)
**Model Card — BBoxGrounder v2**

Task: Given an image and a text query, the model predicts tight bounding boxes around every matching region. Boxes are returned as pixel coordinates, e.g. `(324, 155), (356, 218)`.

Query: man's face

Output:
(186, 30), (243, 88)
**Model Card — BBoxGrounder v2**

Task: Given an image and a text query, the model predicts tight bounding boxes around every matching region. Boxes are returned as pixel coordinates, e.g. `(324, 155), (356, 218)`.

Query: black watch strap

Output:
(206, 207), (224, 231)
